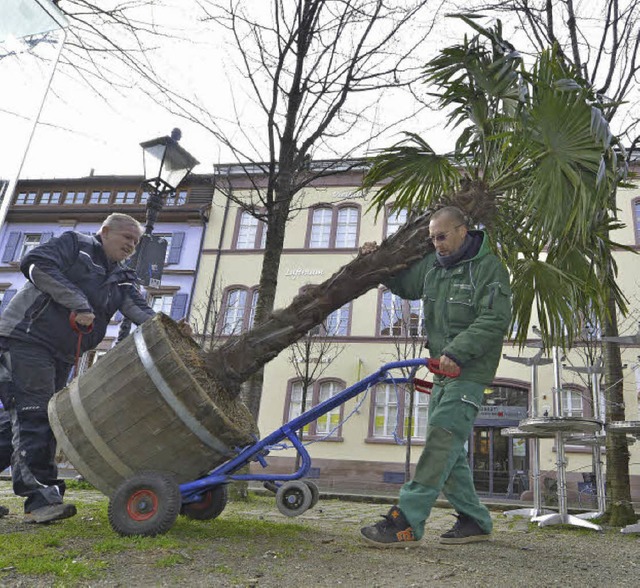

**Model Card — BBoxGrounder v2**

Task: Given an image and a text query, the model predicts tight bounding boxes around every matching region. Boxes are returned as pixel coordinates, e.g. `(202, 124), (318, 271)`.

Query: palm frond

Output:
(363, 133), (460, 216)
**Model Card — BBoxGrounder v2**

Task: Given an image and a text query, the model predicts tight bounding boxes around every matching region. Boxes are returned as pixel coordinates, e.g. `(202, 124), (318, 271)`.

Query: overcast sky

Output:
(3, 1), (637, 185)
(2, 0), (459, 182)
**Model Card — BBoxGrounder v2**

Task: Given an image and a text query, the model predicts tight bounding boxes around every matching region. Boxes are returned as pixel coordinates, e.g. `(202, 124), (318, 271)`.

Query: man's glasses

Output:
(428, 224), (464, 244)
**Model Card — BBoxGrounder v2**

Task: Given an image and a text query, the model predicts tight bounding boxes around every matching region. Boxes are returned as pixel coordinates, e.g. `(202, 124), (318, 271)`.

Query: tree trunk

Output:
(602, 290), (636, 526)
(204, 211), (433, 392)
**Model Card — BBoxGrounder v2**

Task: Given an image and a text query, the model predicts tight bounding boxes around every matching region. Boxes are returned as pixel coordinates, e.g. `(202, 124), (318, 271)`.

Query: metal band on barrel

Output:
(133, 328), (231, 454)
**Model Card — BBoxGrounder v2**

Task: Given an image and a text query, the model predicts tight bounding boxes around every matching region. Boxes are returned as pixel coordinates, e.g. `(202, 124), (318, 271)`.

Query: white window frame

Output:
(309, 208), (333, 248)
(15, 192), (37, 205)
(380, 291), (404, 337)
(221, 289), (248, 335)
(561, 388), (584, 417)
(64, 191), (86, 205)
(372, 383), (429, 441)
(166, 190), (187, 207)
(386, 208), (408, 237)
(89, 191), (111, 204)
(335, 207), (358, 248)
(150, 293), (174, 315)
(40, 191), (61, 205)
(287, 379), (343, 439)
(19, 233), (43, 258)
(236, 211), (266, 249)
(114, 191), (137, 205)
(324, 304), (351, 336)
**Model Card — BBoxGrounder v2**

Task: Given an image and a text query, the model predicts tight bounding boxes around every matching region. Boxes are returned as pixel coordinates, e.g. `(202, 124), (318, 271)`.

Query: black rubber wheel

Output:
(180, 485), (228, 521)
(108, 471), (181, 537)
(275, 480), (313, 517)
(304, 480), (320, 508)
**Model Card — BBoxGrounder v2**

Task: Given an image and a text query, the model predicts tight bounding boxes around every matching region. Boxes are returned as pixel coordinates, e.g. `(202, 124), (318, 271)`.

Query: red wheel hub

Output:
(127, 489), (159, 521)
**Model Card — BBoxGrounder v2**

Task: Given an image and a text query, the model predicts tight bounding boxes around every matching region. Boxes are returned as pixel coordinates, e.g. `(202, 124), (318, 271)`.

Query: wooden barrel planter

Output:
(49, 313), (257, 497)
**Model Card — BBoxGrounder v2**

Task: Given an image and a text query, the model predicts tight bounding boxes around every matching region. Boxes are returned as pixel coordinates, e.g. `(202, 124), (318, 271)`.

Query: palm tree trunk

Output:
(602, 290), (636, 525)
(204, 212), (433, 392)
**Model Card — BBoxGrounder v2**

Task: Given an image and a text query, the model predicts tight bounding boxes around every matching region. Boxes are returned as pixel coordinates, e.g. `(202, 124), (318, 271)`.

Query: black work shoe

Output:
(360, 505), (420, 548)
(24, 503), (77, 524)
(0, 505), (8, 518)
(439, 513), (491, 544)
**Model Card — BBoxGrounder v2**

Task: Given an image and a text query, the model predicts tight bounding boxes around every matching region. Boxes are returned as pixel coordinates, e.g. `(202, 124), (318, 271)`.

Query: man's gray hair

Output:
(431, 206), (468, 227)
(99, 213), (143, 235)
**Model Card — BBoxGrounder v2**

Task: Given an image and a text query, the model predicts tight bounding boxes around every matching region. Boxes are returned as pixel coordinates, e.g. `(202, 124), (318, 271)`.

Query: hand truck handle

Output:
(427, 358), (461, 378)
(69, 311), (94, 334)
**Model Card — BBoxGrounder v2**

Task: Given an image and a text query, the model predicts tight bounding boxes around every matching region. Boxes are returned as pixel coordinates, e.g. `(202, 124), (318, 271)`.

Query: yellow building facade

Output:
(192, 166), (640, 506)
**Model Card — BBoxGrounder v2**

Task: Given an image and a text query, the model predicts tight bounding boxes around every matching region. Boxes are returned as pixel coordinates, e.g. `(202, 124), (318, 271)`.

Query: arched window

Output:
(234, 210), (267, 249)
(219, 286), (259, 335)
(378, 289), (425, 337)
(368, 383), (429, 442)
(285, 378), (345, 440)
(306, 204), (360, 249)
(385, 207), (408, 237)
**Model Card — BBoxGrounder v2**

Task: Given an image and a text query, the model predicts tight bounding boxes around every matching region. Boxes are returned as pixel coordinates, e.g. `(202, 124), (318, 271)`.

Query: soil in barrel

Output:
(158, 314), (259, 438)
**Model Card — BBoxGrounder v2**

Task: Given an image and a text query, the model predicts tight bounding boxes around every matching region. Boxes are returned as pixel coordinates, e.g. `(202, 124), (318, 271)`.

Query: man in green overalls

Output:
(361, 206), (512, 547)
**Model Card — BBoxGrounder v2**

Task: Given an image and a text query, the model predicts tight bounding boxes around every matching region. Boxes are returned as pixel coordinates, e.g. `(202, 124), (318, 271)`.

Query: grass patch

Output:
(0, 486), (308, 585)
(64, 478), (97, 492)
(155, 553), (188, 567)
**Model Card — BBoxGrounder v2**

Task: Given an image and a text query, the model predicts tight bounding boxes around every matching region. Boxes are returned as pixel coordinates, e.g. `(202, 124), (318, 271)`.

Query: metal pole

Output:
(551, 347), (569, 517)
(591, 364), (606, 513)
(0, 5), (67, 233)
(116, 186), (164, 343)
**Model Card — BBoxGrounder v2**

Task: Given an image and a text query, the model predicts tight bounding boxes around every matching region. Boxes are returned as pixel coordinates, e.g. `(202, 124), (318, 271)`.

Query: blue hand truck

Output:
(107, 357), (452, 536)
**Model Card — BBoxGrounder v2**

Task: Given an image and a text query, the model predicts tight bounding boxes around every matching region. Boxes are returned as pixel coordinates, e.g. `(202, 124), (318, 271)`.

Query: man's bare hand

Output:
(74, 312), (95, 327)
(438, 354), (460, 375)
(360, 241), (378, 255)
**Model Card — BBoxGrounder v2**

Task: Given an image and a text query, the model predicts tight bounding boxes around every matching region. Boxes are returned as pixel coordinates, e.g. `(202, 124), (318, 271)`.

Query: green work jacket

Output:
(385, 230), (512, 385)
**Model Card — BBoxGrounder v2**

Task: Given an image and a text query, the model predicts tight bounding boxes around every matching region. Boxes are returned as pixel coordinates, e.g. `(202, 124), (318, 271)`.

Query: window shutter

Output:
(166, 232), (185, 264)
(2, 232), (21, 262)
(40, 232), (54, 244)
(0, 289), (17, 314)
(169, 293), (188, 320)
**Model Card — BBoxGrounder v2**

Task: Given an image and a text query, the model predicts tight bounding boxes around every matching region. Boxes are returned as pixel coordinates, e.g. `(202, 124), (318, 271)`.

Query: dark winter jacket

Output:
(0, 231), (154, 363)
(385, 230), (512, 385)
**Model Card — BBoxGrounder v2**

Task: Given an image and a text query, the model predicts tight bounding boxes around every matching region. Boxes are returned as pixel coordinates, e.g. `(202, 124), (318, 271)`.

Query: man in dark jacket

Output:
(360, 206), (512, 548)
(0, 213), (156, 523)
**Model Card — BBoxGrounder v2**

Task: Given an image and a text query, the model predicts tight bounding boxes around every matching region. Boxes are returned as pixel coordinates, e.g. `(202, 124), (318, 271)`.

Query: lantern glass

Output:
(140, 136), (199, 193)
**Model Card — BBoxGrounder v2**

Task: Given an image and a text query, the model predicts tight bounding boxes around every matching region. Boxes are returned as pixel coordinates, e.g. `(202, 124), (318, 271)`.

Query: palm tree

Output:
(203, 17), (633, 522)
(361, 16), (635, 524)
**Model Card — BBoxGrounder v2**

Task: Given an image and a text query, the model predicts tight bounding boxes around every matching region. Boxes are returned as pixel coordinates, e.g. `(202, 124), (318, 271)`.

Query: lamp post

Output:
(117, 128), (199, 342)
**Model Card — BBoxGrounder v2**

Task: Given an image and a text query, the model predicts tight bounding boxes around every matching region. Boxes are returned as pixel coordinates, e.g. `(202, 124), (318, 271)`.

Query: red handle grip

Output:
(427, 358), (461, 378)
(70, 312), (94, 334)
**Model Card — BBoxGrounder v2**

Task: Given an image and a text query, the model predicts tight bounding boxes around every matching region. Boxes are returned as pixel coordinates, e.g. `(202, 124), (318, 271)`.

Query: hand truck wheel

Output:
(275, 480), (313, 517)
(108, 471), (181, 536)
(304, 480), (320, 508)
(180, 485), (228, 521)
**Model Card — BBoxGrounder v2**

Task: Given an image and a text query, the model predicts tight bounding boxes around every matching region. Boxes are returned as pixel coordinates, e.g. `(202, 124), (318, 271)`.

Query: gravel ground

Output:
(0, 481), (639, 587)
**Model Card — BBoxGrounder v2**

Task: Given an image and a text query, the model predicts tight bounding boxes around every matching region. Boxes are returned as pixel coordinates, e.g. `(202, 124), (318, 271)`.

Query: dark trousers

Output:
(0, 339), (72, 512)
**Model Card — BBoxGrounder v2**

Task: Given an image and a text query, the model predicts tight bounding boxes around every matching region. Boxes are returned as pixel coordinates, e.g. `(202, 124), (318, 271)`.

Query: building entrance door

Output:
(470, 426), (528, 497)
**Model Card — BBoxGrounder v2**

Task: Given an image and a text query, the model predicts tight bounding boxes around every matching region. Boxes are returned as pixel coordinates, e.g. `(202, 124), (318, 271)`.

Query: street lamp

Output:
(139, 127), (200, 236)
(117, 128), (199, 342)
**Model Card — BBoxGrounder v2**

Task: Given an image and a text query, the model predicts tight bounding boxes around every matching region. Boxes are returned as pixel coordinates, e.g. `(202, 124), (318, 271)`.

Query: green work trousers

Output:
(398, 379), (492, 540)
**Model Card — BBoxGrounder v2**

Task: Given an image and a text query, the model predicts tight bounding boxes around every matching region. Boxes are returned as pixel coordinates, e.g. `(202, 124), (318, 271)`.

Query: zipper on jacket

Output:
(488, 286), (496, 309)
(461, 396), (480, 411)
(26, 297), (51, 334)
